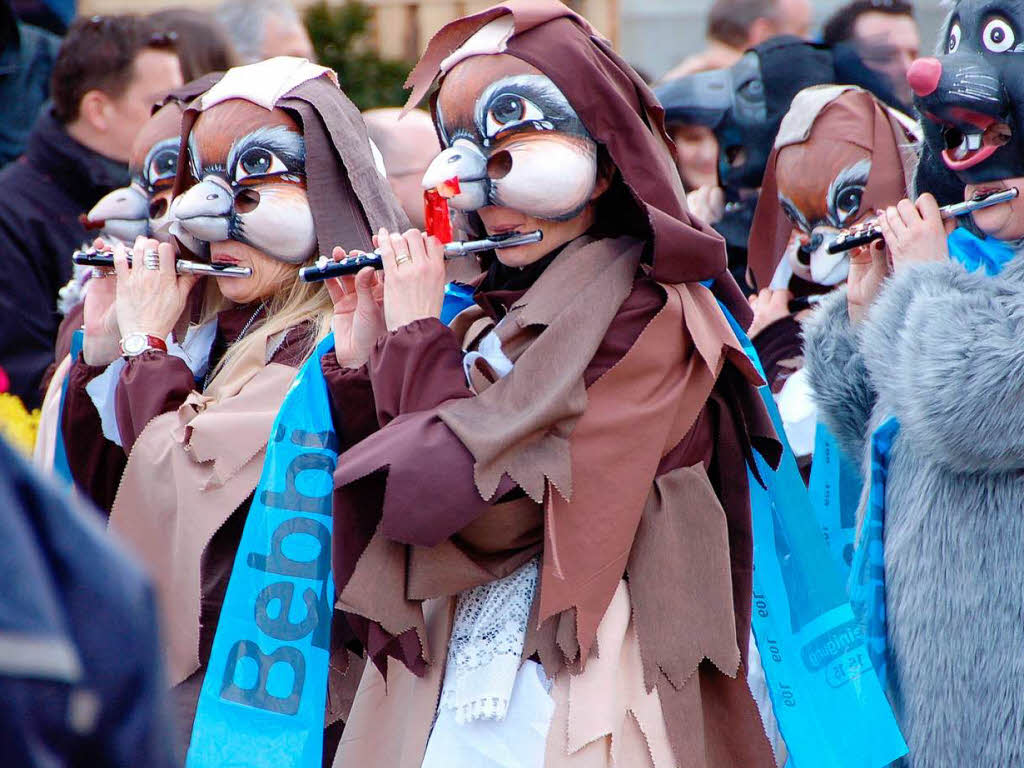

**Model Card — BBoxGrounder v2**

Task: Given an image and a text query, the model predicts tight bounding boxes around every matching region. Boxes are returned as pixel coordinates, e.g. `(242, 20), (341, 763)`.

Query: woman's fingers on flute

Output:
(915, 192), (941, 223)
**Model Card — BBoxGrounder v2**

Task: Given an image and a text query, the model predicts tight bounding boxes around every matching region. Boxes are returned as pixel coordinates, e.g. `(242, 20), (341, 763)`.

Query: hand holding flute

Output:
(828, 188), (1019, 254)
(328, 227), (459, 369)
(845, 193), (963, 324)
(300, 229), (543, 282)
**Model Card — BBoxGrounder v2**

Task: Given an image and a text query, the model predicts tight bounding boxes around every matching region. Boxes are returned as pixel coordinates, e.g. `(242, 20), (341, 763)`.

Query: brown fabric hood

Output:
(747, 86), (918, 290)
(154, 72), (224, 114)
(171, 61), (408, 259)
(404, 0), (752, 325)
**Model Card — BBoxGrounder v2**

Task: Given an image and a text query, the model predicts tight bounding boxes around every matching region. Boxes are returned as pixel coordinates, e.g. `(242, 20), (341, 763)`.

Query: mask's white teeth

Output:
(966, 132), (983, 151)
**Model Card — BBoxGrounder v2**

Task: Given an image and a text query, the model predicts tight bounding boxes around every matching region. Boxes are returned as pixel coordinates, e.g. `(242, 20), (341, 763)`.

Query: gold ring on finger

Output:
(395, 254), (412, 265)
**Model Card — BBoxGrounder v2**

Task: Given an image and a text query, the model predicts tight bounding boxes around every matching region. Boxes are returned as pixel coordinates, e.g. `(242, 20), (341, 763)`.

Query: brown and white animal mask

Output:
(171, 98), (316, 264)
(87, 102), (184, 243)
(421, 42), (598, 222)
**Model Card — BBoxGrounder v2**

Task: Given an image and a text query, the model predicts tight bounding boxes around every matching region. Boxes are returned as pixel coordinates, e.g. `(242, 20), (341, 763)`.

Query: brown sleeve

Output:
(751, 314), (803, 393)
(40, 301), (85, 397)
(320, 355), (381, 451)
(336, 280), (666, 550)
(61, 356), (127, 514)
(114, 351), (196, 454)
(366, 317), (473, 425)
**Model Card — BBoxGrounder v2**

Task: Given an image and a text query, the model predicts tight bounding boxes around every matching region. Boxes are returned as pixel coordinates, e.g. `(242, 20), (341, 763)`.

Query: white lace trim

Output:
(439, 557), (540, 725)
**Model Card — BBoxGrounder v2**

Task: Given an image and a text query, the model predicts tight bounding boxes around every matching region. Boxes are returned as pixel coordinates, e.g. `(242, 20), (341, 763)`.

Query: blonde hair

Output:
(199, 261), (333, 393)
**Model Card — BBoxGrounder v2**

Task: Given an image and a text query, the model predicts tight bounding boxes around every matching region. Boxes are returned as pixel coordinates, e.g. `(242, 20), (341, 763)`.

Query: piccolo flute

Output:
(827, 188), (1019, 254)
(299, 230), (544, 282)
(73, 249), (253, 278)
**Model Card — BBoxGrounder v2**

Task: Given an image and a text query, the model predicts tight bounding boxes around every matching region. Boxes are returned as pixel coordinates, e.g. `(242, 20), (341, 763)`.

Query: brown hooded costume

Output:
(61, 60), (407, 762)
(745, 86), (917, 394)
(323, 3), (780, 766)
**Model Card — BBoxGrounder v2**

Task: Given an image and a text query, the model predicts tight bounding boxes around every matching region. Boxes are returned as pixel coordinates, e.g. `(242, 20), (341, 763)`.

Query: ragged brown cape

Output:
(332, 238), (779, 766)
(330, 2), (781, 764)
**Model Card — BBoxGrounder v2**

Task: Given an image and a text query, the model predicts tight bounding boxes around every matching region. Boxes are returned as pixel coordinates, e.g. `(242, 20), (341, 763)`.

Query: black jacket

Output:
(0, 0), (60, 167)
(0, 436), (176, 768)
(0, 107), (127, 408)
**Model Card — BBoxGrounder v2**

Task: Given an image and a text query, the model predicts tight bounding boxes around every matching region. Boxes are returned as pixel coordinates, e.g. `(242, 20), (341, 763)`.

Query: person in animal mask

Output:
(61, 56), (407, 761)
(323, 2), (779, 766)
(658, 36), (908, 286)
(37, 75), (220, 488)
(743, 85), (917, 459)
(803, 4), (1024, 764)
(53, 75), (220, 507)
(85, 98), (189, 244)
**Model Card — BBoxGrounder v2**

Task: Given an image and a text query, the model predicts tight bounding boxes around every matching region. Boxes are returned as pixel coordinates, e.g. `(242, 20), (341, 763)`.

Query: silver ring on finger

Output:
(143, 248), (160, 270)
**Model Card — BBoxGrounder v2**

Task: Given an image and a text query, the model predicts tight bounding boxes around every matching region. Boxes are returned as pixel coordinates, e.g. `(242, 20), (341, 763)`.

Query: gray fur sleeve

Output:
(861, 259), (1024, 471)
(803, 287), (876, 463)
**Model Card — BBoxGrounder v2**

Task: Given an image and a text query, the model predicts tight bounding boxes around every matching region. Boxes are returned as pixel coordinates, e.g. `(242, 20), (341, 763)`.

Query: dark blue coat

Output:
(0, 0), (59, 167)
(0, 107), (127, 408)
(0, 436), (176, 767)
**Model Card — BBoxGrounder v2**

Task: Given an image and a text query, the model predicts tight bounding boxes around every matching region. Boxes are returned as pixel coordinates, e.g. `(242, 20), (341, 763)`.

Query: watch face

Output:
(123, 333), (147, 355)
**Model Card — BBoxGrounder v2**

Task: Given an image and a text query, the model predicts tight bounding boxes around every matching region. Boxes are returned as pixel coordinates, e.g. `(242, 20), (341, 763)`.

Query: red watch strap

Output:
(145, 335), (168, 353)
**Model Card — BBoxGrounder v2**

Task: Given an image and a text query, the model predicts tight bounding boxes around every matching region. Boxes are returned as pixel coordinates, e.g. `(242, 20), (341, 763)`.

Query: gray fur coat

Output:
(803, 257), (1024, 767)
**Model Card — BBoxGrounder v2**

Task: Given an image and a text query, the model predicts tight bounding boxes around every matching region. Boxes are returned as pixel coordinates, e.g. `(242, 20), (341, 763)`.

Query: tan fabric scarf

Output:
(109, 340), (297, 685)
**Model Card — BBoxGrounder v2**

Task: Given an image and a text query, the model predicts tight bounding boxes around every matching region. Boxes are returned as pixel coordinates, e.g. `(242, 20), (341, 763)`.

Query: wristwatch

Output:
(119, 332), (168, 357)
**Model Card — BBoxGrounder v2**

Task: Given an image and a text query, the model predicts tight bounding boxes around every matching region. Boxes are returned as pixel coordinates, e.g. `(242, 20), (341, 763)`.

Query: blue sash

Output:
(186, 335), (339, 768)
(52, 330), (83, 484)
(850, 417), (898, 690)
(808, 422), (863, 581)
(716, 300), (907, 767)
(947, 227), (1014, 276)
(441, 282), (477, 324)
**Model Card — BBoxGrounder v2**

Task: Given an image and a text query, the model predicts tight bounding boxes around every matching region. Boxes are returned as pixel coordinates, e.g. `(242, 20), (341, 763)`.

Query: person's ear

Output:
(78, 89), (112, 133)
(589, 149), (616, 201)
(590, 171), (612, 201)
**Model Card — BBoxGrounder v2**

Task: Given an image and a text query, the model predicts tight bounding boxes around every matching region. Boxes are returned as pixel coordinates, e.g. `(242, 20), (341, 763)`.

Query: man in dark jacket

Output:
(0, 0), (60, 167)
(0, 14), (181, 409)
(0, 433), (176, 767)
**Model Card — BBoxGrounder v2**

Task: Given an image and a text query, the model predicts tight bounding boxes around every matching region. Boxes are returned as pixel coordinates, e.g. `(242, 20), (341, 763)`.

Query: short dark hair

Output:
(147, 8), (239, 82)
(822, 0), (915, 47)
(707, 0), (780, 48)
(51, 14), (176, 124)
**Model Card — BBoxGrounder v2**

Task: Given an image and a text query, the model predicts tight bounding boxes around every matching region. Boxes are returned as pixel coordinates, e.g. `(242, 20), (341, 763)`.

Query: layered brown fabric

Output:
(331, 237), (778, 765)
(747, 85), (918, 290)
(329, 2), (780, 764)
(110, 340), (297, 685)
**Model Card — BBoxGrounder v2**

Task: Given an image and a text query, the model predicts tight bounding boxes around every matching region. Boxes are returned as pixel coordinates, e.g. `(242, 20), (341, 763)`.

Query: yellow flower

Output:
(0, 392), (41, 457)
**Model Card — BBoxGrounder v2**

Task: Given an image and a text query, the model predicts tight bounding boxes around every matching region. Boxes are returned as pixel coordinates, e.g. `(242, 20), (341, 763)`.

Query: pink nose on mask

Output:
(907, 57), (943, 98)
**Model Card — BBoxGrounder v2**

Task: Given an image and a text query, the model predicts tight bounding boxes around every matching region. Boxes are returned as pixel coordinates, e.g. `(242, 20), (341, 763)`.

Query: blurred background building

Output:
(72, 0), (947, 83)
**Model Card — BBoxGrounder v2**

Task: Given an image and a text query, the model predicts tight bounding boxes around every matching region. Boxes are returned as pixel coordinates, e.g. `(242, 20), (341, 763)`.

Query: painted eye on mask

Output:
(147, 148), (178, 186)
(833, 186), (864, 226)
(234, 147), (289, 182)
(982, 16), (1016, 53)
(827, 158), (871, 228)
(948, 21), (962, 53)
(484, 93), (545, 139)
